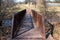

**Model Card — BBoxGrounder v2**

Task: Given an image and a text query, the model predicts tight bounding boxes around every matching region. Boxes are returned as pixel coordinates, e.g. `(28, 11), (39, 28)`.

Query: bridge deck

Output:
(12, 11), (42, 40)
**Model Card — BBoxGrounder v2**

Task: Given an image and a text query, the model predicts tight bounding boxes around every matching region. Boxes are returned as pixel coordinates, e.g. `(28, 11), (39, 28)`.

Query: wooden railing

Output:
(31, 10), (46, 40)
(12, 9), (26, 38)
(31, 10), (54, 40)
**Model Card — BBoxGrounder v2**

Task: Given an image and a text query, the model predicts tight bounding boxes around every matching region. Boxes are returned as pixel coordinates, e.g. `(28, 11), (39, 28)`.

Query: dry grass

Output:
(53, 23), (60, 40)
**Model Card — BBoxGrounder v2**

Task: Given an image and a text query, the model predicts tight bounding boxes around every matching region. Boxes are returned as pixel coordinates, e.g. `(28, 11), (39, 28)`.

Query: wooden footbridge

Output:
(10, 9), (54, 40)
